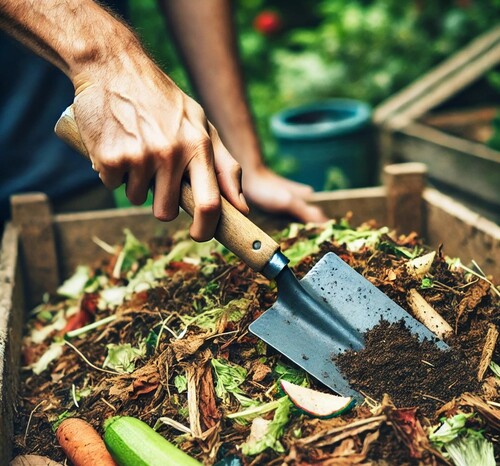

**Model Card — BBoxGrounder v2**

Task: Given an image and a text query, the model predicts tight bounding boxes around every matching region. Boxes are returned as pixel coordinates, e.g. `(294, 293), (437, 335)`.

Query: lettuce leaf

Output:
(103, 341), (147, 373)
(57, 266), (91, 299)
(240, 397), (292, 456)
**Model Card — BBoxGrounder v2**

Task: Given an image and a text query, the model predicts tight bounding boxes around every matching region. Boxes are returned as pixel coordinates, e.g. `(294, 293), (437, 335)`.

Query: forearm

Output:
(160, 0), (263, 171)
(0, 0), (140, 83)
(0, 0), (249, 240)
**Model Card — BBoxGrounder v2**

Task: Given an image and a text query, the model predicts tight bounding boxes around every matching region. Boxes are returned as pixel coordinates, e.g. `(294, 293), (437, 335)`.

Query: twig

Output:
(24, 400), (47, 446)
(458, 263), (500, 298)
(66, 315), (117, 339)
(205, 330), (238, 341)
(101, 398), (117, 412)
(71, 384), (79, 408)
(155, 314), (174, 350)
(297, 415), (386, 446)
(421, 359), (435, 367)
(448, 380), (458, 390)
(64, 340), (120, 375)
(416, 392), (446, 404)
(487, 400), (500, 408)
(360, 391), (381, 413)
(433, 281), (462, 295)
(472, 260), (487, 279)
(154, 416), (192, 435)
(92, 235), (116, 254)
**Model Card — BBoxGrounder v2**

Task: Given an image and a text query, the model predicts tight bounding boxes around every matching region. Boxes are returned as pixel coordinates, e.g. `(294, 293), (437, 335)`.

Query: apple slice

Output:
(280, 380), (354, 418)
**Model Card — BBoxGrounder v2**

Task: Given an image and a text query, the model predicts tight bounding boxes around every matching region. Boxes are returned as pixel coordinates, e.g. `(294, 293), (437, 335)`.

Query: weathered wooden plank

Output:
(374, 26), (500, 127)
(423, 188), (500, 278)
(0, 224), (24, 463)
(384, 163), (427, 234)
(53, 207), (191, 279)
(311, 186), (387, 226)
(10, 193), (60, 306)
(392, 122), (500, 208)
(389, 47), (500, 130)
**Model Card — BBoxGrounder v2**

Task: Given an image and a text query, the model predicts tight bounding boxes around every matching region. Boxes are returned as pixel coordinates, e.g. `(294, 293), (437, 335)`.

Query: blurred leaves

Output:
(129, 0), (500, 169)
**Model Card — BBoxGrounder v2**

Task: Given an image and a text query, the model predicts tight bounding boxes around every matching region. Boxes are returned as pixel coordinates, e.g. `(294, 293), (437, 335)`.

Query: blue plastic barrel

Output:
(270, 99), (373, 191)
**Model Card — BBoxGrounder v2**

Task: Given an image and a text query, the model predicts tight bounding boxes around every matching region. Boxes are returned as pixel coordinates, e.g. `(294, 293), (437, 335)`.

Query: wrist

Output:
(66, 5), (143, 84)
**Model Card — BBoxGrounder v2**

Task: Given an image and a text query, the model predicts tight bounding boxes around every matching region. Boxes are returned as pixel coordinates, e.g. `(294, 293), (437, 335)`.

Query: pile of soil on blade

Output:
(335, 320), (480, 416)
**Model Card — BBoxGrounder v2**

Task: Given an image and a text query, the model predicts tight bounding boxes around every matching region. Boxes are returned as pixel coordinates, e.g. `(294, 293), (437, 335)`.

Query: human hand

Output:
(241, 166), (328, 223)
(71, 50), (248, 242)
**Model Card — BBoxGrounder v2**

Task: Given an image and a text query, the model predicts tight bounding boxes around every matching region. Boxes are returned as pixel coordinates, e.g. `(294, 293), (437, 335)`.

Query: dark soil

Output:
(335, 320), (480, 416)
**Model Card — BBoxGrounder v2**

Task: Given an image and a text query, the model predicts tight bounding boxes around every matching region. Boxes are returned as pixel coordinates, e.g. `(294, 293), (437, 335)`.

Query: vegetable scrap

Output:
(12, 220), (500, 465)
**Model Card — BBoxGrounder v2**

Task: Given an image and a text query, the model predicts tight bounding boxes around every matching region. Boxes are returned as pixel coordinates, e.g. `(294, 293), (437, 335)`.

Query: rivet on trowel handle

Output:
(252, 240), (261, 250)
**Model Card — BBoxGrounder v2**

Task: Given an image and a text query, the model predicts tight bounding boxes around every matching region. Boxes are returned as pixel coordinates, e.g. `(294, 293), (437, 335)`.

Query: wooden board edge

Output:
(423, 188), (499, 278)
(424, 188), (500, 240)
(0, 224), (25, 464)
(374, 26), (500, 126)
(398, 122), (500, 163)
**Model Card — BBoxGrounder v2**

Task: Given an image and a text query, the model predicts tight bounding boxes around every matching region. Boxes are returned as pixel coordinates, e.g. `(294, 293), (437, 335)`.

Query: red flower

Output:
(253, 10), (282, 36)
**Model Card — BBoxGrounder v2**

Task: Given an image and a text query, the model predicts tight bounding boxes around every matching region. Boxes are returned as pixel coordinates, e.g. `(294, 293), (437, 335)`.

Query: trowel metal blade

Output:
(249, 252), (448, 400)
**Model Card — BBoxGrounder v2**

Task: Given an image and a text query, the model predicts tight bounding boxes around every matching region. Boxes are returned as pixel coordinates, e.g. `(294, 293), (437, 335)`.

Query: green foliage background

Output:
(115, 0), (500, 206)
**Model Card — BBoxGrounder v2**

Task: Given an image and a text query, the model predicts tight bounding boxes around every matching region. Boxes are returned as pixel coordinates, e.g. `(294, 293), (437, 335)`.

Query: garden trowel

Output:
(55, 105), (448, 402)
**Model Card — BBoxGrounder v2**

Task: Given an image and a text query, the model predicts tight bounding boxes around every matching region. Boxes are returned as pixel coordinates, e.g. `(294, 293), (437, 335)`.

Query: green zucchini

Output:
(103, 416), (202, 466)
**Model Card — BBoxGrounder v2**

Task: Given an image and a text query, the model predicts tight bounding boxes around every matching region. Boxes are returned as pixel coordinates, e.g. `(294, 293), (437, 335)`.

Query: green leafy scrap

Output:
(429, 413), (473, 445)
(240, 397), (292, 456)
(283, 222), (390, 267)
(445, 433), (495, 466)
(211, 358), (248, 404)
(126, 255), (172, 293)
(429, 412), (495, 465)
(489, 361), (500, 379)
(57, 266), (91, 299)
(180, 298), (249, 333)
(227, 398), (284, 423)
(99, 286), (127, 309)
(174, 374), (188, 393)
(378, 241), (422, 259)
(421, 278), (434, 289)
(103, 342), (147, 373)
(114, 228), (150, 277)
(274, 362), (309, 387)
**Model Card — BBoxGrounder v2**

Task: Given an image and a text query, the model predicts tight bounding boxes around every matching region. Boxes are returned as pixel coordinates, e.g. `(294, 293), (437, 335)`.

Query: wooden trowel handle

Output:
(54, 104), (280, 273)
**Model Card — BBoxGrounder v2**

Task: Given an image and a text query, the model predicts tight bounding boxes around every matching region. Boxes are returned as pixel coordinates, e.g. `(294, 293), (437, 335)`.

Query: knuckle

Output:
(97, 151), (127, 171)
(196, 198), (221, 216)
(189, 136), (212, 158)
(157, 144), (178, 161)
(189, 101), (207, 121)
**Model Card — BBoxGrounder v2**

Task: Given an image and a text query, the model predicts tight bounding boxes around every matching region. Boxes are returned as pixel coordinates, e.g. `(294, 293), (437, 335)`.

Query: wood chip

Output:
(407, 289), (453, 339)
(456, 280), (490, 327)
(477, 324), (499, 381)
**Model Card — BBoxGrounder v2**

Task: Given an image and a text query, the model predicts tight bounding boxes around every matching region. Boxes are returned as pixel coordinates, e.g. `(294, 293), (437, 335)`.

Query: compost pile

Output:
(13, 218), (500, 465)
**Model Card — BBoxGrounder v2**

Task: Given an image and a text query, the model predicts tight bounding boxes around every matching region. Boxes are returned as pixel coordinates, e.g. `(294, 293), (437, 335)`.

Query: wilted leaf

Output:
(103, 342), (146, 373)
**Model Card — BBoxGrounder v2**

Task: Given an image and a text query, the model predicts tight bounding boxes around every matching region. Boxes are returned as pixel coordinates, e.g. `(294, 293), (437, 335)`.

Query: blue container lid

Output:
(271, 99), (372, 140)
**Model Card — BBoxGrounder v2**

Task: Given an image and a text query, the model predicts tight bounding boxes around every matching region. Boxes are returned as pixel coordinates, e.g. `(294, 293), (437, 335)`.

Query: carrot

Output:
(56, 417), (118, 466)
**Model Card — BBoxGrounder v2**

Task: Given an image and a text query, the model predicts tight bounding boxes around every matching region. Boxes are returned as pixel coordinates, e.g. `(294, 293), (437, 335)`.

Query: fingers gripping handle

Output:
(54, 105), (280, 273)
